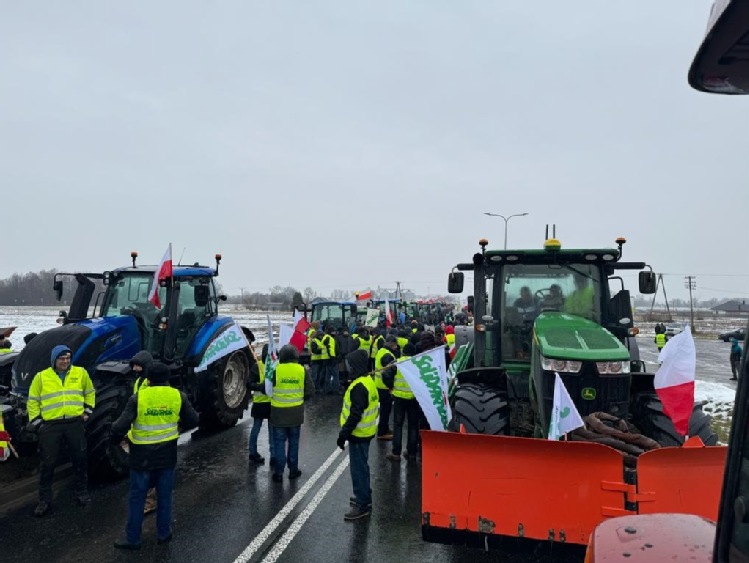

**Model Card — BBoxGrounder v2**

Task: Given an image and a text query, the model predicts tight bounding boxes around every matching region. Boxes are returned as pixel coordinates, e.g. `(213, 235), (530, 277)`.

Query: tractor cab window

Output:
(497, 263), (601, 361)
(312, 305), (341, 328)
(174, 277), (216, 356)
(101, 273), (163, 350)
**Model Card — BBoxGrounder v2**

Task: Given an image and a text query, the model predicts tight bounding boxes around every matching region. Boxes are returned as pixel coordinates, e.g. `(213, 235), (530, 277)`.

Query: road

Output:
(1, 393), (585, 563)
(2, 336), (736, 563)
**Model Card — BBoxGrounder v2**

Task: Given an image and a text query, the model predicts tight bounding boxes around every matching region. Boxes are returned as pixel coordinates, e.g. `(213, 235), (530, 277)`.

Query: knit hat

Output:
(50, 345), (71, 367)
(148, 362), (170, 383)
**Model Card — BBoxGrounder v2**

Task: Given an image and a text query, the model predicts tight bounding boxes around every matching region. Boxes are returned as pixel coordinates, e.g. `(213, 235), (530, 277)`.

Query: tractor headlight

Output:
(541, 356), (582, 374)
(595, 361), (630, 375)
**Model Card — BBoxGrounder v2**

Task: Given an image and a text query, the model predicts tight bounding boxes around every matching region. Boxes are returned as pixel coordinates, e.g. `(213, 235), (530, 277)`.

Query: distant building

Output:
(711, 300), (749, 315)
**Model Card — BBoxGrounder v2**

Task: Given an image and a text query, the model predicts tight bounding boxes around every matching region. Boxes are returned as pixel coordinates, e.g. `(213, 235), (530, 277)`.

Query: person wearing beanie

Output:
(27, 345), (95, 517)
(111, 362), (199, 550)
(270, 345), (315, 482)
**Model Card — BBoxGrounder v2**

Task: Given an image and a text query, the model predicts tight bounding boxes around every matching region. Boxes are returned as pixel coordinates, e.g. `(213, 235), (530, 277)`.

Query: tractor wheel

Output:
(199, 351), (250, 431)
(86, 384), (130, 480)
(447, 382), (510, 435)
(630, 394), (719, 447)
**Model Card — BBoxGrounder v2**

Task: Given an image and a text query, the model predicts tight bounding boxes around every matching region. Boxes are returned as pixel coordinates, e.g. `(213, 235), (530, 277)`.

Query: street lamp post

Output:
(483, 212), (529, 249)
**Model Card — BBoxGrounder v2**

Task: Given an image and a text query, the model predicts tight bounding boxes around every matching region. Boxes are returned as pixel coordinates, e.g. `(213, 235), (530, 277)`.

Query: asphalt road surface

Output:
(3, 336), (735, 563)
(1, 394), (585, 563)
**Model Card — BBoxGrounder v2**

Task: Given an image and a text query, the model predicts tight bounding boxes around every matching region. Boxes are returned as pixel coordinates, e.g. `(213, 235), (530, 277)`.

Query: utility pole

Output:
(684, 276), (696, 329)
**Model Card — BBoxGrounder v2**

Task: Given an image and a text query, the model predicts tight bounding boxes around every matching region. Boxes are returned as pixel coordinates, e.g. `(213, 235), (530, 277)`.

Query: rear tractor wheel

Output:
(199, 351), (251, 431)
(448, 382), (510, 435)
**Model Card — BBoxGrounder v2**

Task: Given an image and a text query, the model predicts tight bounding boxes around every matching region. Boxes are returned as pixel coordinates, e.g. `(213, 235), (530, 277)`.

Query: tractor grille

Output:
(12, 325), (92, 395)
(540, 364), (630, 426)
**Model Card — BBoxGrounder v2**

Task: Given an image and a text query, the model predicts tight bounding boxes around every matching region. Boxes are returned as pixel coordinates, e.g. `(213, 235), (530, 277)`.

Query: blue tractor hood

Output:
(12, 316), (141, 396)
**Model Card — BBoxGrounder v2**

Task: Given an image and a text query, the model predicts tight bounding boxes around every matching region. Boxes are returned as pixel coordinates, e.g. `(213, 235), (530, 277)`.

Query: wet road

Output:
(3, 336), (735, 563)
(2, 394), (585, 563)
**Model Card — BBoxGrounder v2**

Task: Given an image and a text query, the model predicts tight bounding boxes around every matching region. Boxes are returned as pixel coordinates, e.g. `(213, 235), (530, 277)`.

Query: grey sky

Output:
(1, 1), (744, 302)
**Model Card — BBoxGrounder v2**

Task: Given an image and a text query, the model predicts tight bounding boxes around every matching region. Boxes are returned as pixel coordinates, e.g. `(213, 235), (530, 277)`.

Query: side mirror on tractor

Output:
(467, 295), (475, 314)
(638, 271), (657, 294)
(448, 271), (464, 293)
(53, 280), (63, 301)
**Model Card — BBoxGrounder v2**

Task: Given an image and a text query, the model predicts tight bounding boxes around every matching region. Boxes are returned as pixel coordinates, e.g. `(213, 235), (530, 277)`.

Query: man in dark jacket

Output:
(336, 327), (357, 387)
(338, 349), (379, 520)
(111, 363), (199, 550)
(129, 350), (154, 394)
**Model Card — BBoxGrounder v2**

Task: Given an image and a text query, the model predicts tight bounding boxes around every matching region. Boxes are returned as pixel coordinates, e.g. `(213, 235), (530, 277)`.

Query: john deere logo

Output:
(581, 388), (597, 400)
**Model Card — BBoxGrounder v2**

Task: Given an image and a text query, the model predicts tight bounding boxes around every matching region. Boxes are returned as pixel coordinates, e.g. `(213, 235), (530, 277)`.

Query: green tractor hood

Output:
(533, 312), (629, 361)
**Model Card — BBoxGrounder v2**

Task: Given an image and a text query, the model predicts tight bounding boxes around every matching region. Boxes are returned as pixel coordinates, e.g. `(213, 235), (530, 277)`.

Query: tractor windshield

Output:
(312, 304), (344, 328)
(101, 273), (162, 319)
(494, 263), (602, 362)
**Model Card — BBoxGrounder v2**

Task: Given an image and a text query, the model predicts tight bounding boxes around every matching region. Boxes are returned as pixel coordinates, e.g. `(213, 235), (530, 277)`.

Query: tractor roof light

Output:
(616, 236), (627, 258)
(479, 238), (489, 254)
(130, 251), (138, 268)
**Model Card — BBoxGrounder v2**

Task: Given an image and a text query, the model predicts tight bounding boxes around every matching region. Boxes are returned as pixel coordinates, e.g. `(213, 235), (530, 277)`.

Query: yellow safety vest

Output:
(371, 336), (384, 359)
(133, 376), (149, 394)
(655, 333), (667, 349)
(254, 360), (271, 404)
(27, 366), (95, 421)
(445, 334), (456, 349)
(396, 337), (408, 352)
(311, 337), (328, 361)
(322, 334), (336, 359)
(340, 375), (379, 438)
(0, 349), (12, 355)
(128, 386), (181, 444)
(374, 348), (393, 391)
(356, 336), (372, 355)
(392, 354), (414, 400)
(0, 416), (8, 457)
(270, 363), (305, 409)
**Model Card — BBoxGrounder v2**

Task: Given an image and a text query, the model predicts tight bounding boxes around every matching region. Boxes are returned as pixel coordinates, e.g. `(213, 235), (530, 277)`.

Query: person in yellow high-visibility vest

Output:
(385, 342), (422, 462)
(27, 345), (95, 517)
(270, 345), (315, 482)
(321, 324), (340, 394)
(246, 344), (276, 465)
(374, 336), (399, 440)
(111, 362), (199, 550)
(128, 350), (158, 516)
(337, 349), (379, 521)
(655, 332), (668, 351)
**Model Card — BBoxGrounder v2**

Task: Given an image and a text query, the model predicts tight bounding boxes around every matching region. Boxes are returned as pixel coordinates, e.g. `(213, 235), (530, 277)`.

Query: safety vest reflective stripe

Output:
(270, 364), (305, 409)
(41, 401), (84, 413)
(129, 386), (181, 445)
(27, 366), (95, 421)
(254, 360), (271, 404)
(340, 376), (379, 438)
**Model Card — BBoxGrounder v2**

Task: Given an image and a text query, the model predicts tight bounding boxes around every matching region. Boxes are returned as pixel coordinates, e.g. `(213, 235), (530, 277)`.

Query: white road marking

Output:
(232, 448), (343, 563)
(261, 456), (350, 563)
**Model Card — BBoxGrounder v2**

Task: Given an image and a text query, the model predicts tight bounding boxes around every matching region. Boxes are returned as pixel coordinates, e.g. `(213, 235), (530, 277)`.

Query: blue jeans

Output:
(126, 468), (175, 544)
(311, 362), (324, 392)
(249, 418), (275, 458)
(348, 440), (372, 509)
(272, 425), (301, 475)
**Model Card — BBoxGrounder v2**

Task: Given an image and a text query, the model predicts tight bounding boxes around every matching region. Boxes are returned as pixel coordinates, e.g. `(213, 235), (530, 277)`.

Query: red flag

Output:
(356, 290), (372, 301)
(385, 297), (393, 328)
(289, 310), (310, 353)
(148, 244), (173, 309)
(654, 326), (696, 436)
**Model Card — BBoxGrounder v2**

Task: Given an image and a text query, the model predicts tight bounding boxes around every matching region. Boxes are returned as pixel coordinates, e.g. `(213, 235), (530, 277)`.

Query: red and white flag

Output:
(356, 290), (372, 301)
(148, 244), (173, 309)
(385, 297), (393, 328)
(654, 325), (696, 437)
(290, 310), (311, 353)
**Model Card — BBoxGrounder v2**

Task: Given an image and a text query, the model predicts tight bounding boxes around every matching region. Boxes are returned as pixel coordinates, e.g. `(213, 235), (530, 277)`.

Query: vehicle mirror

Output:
(218, 294), (228, 302)
(689, 0), (749, 94)
(194, 285), (210, 307)
(448, 272), (464, 293)
(467, 295), (475, 314)
(53, 280), (63, 301)
(638, 271), (657, 294)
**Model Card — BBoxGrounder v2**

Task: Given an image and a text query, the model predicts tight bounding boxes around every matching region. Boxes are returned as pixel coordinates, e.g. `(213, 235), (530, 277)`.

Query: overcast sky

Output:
(1, 1), (745, 302)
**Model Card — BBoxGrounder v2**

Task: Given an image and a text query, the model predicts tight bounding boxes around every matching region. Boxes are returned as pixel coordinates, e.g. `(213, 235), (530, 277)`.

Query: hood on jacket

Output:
(50, 345), (71, 368)
(279, 344), (299, 364)
(129, 350), (154, 370)
(345, 349), (370, 378)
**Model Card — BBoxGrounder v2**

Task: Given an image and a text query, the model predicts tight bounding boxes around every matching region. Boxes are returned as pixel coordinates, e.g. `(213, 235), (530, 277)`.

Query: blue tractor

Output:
(1, 252), (255, 478)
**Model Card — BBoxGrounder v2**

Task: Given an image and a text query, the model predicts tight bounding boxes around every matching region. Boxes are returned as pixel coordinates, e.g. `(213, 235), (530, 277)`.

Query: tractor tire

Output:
(86, 384), (130, 480)
(199, 351), (250, 431)
(448, 382), (510, 435)
(630, 394), (719, 447)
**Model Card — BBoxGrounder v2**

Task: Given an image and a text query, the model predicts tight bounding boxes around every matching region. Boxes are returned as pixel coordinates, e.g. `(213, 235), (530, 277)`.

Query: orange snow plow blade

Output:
(635, 444), (727, 520)
(421, 431), (630, 545)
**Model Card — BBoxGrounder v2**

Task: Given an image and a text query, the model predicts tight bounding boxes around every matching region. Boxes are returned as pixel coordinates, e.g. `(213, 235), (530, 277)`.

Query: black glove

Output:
(26, 418), (42, 433)
(337, 436), (347, 450)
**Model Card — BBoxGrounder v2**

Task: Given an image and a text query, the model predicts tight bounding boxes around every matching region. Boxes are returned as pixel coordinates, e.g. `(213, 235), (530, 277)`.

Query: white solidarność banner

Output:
(365, 309), (379, 328)
(195, 323), (249, 373)
(397, 346), (451, 430)
(547, 372), (584, 440)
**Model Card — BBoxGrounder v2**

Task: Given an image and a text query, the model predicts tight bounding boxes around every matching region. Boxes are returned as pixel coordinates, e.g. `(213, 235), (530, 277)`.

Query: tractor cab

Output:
(309, 300), (358, 332)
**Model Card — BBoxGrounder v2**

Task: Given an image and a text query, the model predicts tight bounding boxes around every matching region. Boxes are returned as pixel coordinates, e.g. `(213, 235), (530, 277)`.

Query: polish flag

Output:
(148, 244), (173, 309)
(356, 290), (372, 301)
(385, 297), (393, 328)
(654, 325), (696, 437)
(290, 310), (311, 353)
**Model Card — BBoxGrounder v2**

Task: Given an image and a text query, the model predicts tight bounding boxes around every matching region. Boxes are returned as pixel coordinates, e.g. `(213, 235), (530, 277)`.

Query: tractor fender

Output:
(184, 316), (235, 363)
